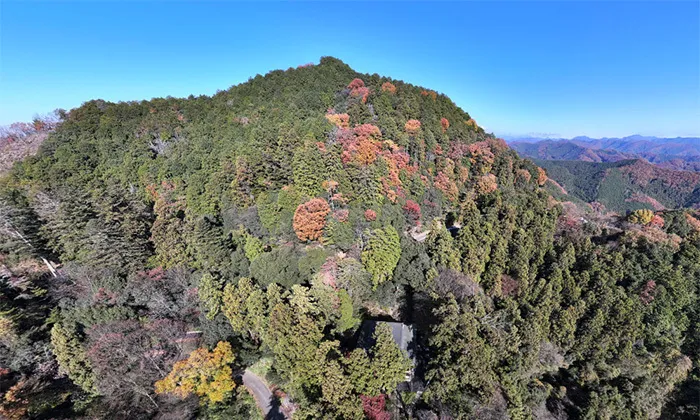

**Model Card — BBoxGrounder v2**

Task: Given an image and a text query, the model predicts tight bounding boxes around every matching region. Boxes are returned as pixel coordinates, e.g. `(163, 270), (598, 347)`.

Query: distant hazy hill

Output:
(535, 158), (700, 213)
(509, 135), (700, 171)
(510, 139), (635, 163)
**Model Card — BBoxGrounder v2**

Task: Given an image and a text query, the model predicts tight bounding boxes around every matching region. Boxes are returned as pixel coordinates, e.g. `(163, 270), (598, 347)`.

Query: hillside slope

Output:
(0, 58), (698, 420)
(536, 158), (700, 212)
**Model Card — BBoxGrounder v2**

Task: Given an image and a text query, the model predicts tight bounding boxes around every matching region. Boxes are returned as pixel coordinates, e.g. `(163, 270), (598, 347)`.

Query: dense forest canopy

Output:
(534, 158), (700, 213)
(0, 57), (698, 419)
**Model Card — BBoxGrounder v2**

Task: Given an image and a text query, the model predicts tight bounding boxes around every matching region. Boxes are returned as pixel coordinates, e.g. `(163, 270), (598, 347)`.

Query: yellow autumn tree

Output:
(155, 341), (236, 404)
(628, 209), (655, 225)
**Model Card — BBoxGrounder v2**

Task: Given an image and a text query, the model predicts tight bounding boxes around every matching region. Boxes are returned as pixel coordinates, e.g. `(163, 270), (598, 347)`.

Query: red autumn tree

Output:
(685, 213), (700, 232)
(403, 200), (421, 225)
(364, 209), (377, 221)
(650, 214), (665, 228)
(468, 141), (496, 168)
(361, 394), (390, 420)
(333, 209), (349, 222)
(354, 124), (382, 140)
(440, 117), (450, 132)
(341, 124), (382, 166)
(434, 171), (459, 202)
(348, 78), (370, 103)
(640, 280), (656, 304)
(293, 198), (331, 242)
(348, 78), (365, 90)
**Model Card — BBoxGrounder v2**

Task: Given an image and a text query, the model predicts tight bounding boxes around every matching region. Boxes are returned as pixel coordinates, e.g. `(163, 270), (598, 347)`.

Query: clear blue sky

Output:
(1, 1), (698, 138)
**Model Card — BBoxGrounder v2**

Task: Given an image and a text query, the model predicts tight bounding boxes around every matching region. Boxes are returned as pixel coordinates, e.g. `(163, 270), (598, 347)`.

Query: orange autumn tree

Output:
(325, 111), (350, 129)
(420, 90), (438, 100)
(434, 171), (458, 202)
(155, 341), (236, 405)
(354, 124), (382, 165)
(381, 82), (397, 94)
(440, 118), (450, 132)
(476, 174), (499, 195)
(405, 119), (421, 134)
(293, 198), (331, 241)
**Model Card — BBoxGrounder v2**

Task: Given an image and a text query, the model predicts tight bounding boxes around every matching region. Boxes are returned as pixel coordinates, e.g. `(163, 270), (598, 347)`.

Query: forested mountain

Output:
(535, 158), (700, 213)
(0, 57), (698, 419)
(509, 136), (700, 172)
(509, 140), (636, 163)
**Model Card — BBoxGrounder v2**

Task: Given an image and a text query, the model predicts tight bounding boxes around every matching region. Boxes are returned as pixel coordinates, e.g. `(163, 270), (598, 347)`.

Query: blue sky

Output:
(1, 1), (698, 138)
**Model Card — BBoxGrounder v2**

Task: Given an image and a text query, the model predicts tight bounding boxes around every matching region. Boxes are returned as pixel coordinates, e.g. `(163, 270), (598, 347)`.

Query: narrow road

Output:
(242, 369), (287, 419)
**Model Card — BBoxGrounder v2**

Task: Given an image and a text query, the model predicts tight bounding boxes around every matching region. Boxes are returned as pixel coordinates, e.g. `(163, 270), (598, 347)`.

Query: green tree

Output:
(50, 323), (97, 394)
(222, 278), (267, 342)
(425, 218), (460, 271)
(370, 323), (413, 394)
(426, 296), (497, 414)
(362, 226), (401, 288)
(199, 273), (224, 320)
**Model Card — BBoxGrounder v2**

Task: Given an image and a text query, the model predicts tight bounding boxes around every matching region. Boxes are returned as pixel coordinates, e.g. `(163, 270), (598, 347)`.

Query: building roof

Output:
(356, 320), (414, 356)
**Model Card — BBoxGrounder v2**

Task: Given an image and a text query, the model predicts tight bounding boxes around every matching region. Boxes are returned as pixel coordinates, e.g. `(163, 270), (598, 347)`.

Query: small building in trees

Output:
(356, 320), (415, 382)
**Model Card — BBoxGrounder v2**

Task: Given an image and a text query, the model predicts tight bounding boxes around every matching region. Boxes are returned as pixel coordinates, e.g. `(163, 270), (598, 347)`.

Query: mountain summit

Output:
(0, 58), (698, 420)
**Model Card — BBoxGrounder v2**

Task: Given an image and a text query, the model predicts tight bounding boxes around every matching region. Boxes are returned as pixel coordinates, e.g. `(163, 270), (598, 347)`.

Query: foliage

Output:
(50, 323), (97, 394)
(293, 198), (330, 242)
(404, 119), (421, 133)
(629, 208), (655, 225)
(199, 273), (225, 319)
(155, 341), (236, 405)
(380, 82), (396, 94)
(362, 226), (401, 288)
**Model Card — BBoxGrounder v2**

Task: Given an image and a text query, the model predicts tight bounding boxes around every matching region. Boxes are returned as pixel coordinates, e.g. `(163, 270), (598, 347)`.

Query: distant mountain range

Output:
(503, 135), (700, 212)
(507, 135), (700, 171)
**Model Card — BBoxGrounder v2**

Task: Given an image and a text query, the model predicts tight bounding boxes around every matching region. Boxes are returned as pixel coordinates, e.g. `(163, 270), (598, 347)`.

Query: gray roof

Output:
(356, 320), (414, 355)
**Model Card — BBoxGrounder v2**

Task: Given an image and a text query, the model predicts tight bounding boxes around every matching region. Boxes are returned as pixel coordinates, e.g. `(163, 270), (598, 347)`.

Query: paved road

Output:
(242, 370), (287, 420)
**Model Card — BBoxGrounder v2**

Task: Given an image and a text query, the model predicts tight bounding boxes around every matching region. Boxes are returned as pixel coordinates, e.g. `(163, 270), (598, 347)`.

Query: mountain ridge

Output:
(509, 135), (700, 172)
(0, 57), (698, 420)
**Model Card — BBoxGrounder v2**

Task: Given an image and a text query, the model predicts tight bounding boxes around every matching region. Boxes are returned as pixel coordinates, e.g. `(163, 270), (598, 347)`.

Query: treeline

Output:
(0, 57), (698, 419)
